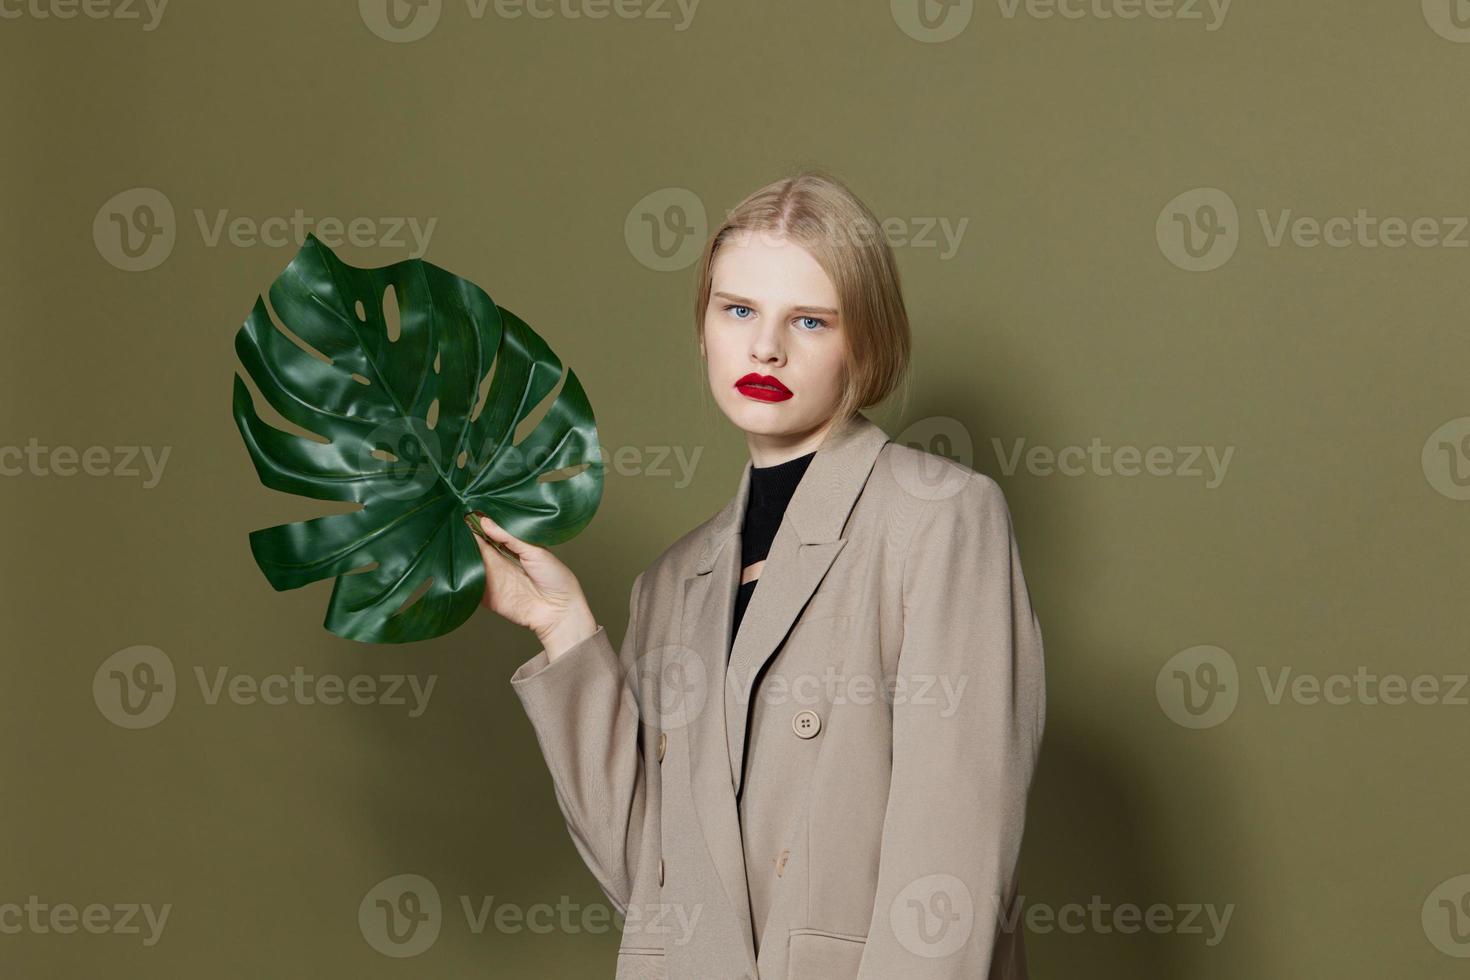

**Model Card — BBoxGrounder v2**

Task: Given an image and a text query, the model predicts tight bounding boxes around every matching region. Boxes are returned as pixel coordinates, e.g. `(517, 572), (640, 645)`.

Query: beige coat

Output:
(510, 411), (1046, 979)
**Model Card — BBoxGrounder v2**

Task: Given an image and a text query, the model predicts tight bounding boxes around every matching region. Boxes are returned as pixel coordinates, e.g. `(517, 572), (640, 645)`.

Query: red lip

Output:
(735, 373), (793, 402)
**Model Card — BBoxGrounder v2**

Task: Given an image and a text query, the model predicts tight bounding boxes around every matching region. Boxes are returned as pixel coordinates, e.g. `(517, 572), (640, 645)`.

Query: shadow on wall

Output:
(1022, 683), (1267, 977)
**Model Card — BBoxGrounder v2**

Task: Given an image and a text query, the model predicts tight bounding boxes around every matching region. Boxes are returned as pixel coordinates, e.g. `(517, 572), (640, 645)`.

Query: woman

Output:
(466, 172), (1047, 979)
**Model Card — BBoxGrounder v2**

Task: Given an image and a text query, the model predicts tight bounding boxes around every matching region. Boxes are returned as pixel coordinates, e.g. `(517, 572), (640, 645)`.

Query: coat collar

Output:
(692, 410), (891, 573)
(676, 411), (891, 966)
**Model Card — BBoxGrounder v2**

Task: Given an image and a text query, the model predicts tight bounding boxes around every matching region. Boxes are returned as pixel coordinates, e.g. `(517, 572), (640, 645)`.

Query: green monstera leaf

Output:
(231, 234), (602, 644)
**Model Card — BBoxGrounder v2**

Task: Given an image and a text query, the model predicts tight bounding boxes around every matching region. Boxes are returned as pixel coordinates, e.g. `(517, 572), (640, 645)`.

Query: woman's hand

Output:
(464, 511), (598, 659)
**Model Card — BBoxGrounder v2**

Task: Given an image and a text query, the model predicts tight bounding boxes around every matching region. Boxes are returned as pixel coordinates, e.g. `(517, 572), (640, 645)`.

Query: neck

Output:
(744, 414), (846, 468)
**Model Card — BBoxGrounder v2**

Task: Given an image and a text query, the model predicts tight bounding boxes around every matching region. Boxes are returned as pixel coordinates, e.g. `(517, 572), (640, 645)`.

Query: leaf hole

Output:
(234, 363), (330, 445)
(426, 398), (439, 431)
(346, 561), (380, 575)
(393, 576), (434, 617)
(512, 367), (567, 447)
(350, 373), (371, 386)
(354, 299), (367, 322)
(538, 460), (592, 483)
(468, 358), (498, 424)
(262, 291), (332, 366)
(457, 450), (468, 469)
(370, 448), (399, 462)
(382, 283), (401, 343)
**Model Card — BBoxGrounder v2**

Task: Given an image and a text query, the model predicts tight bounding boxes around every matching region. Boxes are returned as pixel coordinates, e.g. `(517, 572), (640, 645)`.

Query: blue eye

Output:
(726, 304), (754, 319)
(797, 316), (827, 331)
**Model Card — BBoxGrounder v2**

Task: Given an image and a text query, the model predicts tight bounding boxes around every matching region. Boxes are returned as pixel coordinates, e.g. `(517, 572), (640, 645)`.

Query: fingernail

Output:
(463, 513), (495, 545)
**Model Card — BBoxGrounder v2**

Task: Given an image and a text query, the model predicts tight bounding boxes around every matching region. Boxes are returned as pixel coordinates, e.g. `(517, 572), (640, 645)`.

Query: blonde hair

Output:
(692, 169), (912, 425)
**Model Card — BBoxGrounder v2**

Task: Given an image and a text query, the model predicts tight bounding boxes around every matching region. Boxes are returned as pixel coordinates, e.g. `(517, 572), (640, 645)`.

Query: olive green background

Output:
(3, 0), (1468, 976)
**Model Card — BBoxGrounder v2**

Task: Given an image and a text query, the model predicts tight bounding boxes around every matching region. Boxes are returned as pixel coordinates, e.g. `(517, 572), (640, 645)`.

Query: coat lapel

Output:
(677, 411), (891, 957)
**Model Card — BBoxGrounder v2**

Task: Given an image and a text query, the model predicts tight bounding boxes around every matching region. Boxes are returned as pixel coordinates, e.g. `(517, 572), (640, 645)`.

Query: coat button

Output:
(658, 857), (664, 886)
(791, 709), (821, 739)
(657, 731), (667, 762)
(776, 848), (790, 878)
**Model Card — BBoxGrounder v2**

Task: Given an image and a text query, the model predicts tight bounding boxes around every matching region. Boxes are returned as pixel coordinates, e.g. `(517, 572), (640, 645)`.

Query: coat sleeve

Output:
(508, 570), (655, 916)
(856, 474), (1047, 979)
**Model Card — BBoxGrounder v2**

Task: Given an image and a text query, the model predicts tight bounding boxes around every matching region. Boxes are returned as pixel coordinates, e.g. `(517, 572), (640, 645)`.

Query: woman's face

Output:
(699, 230), (848, 458)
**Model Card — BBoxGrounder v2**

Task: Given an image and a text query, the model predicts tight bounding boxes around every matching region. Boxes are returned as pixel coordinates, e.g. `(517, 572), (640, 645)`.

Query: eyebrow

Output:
(713, 291), (839, 317)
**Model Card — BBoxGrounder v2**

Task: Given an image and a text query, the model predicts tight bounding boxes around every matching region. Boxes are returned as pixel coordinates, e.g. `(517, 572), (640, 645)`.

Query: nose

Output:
(749, 320), (785, 367)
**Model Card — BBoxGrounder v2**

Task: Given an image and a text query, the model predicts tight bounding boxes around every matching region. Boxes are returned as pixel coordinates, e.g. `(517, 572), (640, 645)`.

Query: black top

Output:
(729, 449), (817, 656)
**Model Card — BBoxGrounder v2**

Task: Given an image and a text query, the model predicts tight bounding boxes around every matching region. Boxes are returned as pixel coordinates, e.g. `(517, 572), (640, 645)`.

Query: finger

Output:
(464, 512), (531, 565)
